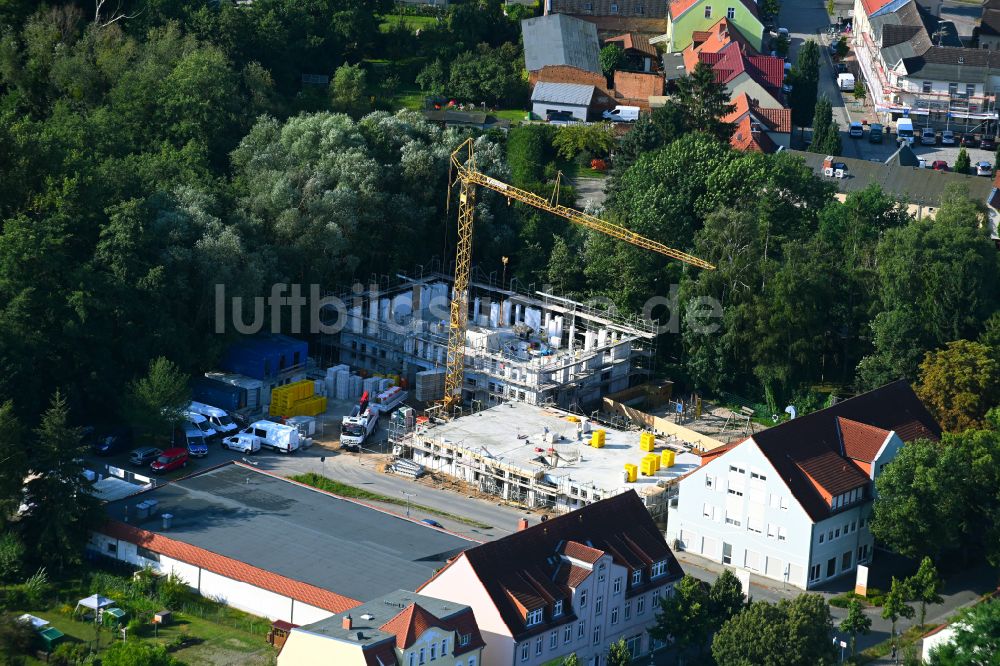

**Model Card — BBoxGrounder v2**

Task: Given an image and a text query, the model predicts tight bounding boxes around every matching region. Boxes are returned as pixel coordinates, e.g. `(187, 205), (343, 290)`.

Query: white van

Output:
(188, 401), (239, 436)
(240, 420), (300, 454)
(896, 118), (915, 145)
(602, 105), (640, 122)
(183, 410), (219, 441)
(837, 72), (855, 91)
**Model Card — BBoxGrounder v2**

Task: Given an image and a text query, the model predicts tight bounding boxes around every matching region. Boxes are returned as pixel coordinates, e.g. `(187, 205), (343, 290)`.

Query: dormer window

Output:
(632, 569), (642, 585)
(553, 599), (564, 617)
(526, 607), (544, 626)
(651, 560), (667, 578)
(459, 633), (471, 647)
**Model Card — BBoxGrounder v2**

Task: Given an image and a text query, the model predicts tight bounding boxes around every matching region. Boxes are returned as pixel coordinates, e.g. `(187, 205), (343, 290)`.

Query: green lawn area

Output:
(379, 14), (439, 33)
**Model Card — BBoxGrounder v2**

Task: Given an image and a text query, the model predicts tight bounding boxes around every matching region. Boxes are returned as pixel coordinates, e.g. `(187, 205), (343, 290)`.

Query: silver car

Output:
(941, 130), (956, 145)
(129, 447), (162, 466)
(920, 128), (937, 145)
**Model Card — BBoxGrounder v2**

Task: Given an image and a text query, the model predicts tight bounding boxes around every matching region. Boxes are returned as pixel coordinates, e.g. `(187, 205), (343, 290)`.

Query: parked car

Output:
(977, 161), (993, 176)
(129, 447), (162, 466)
(421, 519), (444, 529)
(89, 427), (134, 456)
(545, 111), (575, 124)
(150, 447), (188, 473)
(849, 121), (864, 138)
(931, 160), (949, 171)
(961, 133), (980, 148)
(835, 62), (849, 76)
(920, 127), (937, 145)
(981, 136), (996, 150)
(941, 130), (956, 145)
(602, 106), (640, 122)
(869, 123), (884, 143)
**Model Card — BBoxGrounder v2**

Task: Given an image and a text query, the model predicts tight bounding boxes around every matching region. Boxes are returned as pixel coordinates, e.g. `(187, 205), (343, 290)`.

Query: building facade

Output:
(658, 0), (764, 53)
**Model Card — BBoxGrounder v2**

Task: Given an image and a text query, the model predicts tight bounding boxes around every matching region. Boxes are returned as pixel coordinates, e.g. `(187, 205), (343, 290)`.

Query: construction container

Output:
(591, 429), (606, 448)
(624, 463), (638, 483)
(220, 335), (308, 380)
(660, 449), (676, 468)
(192, 377), (246, 412)
(205, 372), (263, 411)
(640, 457), (657, 476)
(269, 380), (316, 416)
(293, 395), (327, 417)
(640, 432), (655, 452)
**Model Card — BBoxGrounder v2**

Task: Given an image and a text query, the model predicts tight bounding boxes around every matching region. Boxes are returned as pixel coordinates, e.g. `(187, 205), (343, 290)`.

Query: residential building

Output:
(980, 0), (1000, 51)
(604, 32), (660, 72)
(277, 589), (485, 666)
(724, 93), (792, 152)
(392, 400), (701, 514)
(88, 463), (474, 624)
(656, 0), (764, 53)
(544, 0), (668, 35)
(680, 17), (756, 73)
(418, 491), (684, 666)
(522, 14), (601, 76)
(666, 380), (941, 590)
(985, 171), (1000, 248)
(853, 0), (1000, 129)
(700, 48), (786, 108)
(788, 146), (995, 219)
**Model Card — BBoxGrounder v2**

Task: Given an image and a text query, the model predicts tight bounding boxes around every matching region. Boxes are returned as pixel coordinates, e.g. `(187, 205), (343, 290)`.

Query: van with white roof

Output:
(188, 401), (239, 437)
(183, 410), (219, 441)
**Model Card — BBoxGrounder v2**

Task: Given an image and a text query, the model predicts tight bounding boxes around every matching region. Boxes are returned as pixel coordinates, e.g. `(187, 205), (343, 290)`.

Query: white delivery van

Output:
(245, 420), (300, 454)
(221, 432), (261, 454)
(896, 118), (915, 145)
(837, 72), (855, 91)
(188, 401), (239, 436)
(183, 410), (219, 441)
(602, 105), (640, 122)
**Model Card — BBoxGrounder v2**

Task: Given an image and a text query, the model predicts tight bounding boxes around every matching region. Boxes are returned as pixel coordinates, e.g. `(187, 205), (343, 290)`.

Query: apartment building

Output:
(665, 381), (941, 590)
(419, 492), (683, 666)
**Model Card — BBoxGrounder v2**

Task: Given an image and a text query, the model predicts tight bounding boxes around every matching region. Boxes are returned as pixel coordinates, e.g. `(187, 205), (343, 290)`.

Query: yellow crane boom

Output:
(441, 138), (715, 410)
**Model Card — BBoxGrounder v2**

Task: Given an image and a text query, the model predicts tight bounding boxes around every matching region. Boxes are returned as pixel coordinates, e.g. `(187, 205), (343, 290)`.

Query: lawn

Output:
(378, 14), (440, 33)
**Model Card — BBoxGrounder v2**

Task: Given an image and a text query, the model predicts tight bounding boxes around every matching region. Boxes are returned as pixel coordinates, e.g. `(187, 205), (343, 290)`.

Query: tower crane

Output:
(441, 137), (715, 411)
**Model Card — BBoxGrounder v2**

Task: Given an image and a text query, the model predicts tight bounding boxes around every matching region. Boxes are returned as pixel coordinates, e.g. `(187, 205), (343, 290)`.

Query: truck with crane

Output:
(340, 386), (408, 451)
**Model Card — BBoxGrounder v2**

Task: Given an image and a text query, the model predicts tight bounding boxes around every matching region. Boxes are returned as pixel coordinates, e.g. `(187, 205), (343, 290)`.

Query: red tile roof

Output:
(379, 603), (446, 649)
(683, 18), (756, 72)
(838, 417), (892, 463)
(861, 0), (895, 16)
(754, 106), (792, 132)
(794, 450), (871, 498)
(699, 49), (785, 101)
(604, 33), (658, 58)
(553, 561), (592, 587)
(730, 115), (779, 153)
(101, 521), (360, 614)
(562, 540), (605, 563)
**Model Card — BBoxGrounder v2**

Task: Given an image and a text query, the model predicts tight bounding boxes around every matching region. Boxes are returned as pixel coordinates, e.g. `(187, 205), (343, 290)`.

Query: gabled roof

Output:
(730, 115), (779, 153)
(682, 17), (756, 72)
(522, 14), (601, 74)
(838, 417), (892, 463)
(605, 32), (658, 58)
(562, 540), (605, 563)
(421, 491), (681, 640)
(723, 93), (791, 134)
(530, 81), (597, 106)
(862, 0), (897, 16)
(379, 603), (446, 650)
(699, 49), (785, 99)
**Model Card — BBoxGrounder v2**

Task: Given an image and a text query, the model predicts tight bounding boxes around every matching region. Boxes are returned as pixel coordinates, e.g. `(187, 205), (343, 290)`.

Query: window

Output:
(564, 626), (572, 644)
(767, 523), (776, 539)
(727, 6), (735, 18)
(704, 5), (712, 18)
(520, 643), (529, 661)
(550, 631), (558, 650)
(809, 564), (821, 582)
(748, 516), (762, 534)
(535, 637), (543, 656)
(442, 639), (448, 655)
(923, 81), (932, 93)
(819, 533), (825, 544)
(410, 654), (416, 666)
(835, 528), (841, 539)
(593, 626), (601, 645)
(613, 577), (622, 594)
(828, 530), (834, 541)
(850, 520), (856, 533)
(459, 634), (471, 647)
(420, 648), (426, 665)
(705, 475), (715, 489)
(725, 514), (742, 527)
(637, 595), (646, 615)
(553, 599), (564, 616)
(751, 471), (767, 481)
(595, 596), (603, 615)
(651, 560), (667, 578)
(842, 551), (852, 570)
(727, 488), (744, 497)
(722, 542), (733, 565)
(598, 563), (606, 582)
(611, 607), (619, 625)
(526, 608), (544, 626)
(431, 645), (437, 661)
(703, 503), (714, 518)
(780, 496), (789, 510)
(778, 526), (787, 541)
(632, 569), (642, 585)
(137, 545), (159, 562)
(967, 84), (976, 97)
(610, 2), (618, 12)
(469, 659), (476, 666)
(729, 465), (745, 474)
(106, 542), (117, 554)
(624, 601), (631, 621)
(580, 590), (588, 607)
(827, 557), (837, 578)
(859, 515), (866, 528)
(578, 621), (586, 639)
(949, 82), (958, 96)
(636, 4), (644, 14)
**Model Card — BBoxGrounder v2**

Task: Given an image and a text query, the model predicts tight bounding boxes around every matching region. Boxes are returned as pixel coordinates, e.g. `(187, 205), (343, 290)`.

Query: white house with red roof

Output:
(418, 492), (683, 666)
(665, 381), (941, 590)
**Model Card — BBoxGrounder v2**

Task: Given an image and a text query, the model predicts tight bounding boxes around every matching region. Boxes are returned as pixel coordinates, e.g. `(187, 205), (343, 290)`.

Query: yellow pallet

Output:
(661, 450), (676, 468)
(624, 464), (638, 483)
(640, 458), (657, 476)
(640, 432), (655, 452)
(590, 429), (606, 448)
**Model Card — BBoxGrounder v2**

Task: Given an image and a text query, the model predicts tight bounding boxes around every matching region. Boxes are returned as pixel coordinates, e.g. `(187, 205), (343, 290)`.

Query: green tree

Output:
(854, 77), (866, 99)
(774, 34), (790, 58)
(712, 594), (837, 666)
(0, 401), (27, 528)
(907, 557), (943, 627)
(331, 62), (368, 113)
(673, 61), (735, 142)
(547, 235), (585, 296)
(650, 575), (712, 660)
(709, 569), (746, 626)
(0, 612), (35, 665)
(560, 654), (581, 666)
(551, 123), (615, 160)
(835, 36), (849, 59)
(810, 95), (842, 154)
(616, 114), (666, 172)
(882, 577), (915, 640)
(600, 43), (624, 77)
(761, 0), (781, 18)
(917, 340), (1000, 432)
(839, 599), (872, 657)
(789, 41), (820, 130)
(928, 599), (1000, 665)
(102, 640), (182, 666)
(0, 533), (24, 583)
(19, 392), (103, 572)
(448, 42), (525, 107)
(416, 58), (447, 96)
(607, 637), (631, 666)
(955, 147), (971, 174)
(124, 357), (190, 441)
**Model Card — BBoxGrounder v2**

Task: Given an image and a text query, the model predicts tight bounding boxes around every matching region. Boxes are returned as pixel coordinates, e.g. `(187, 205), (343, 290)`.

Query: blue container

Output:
(221, 335), (308, 380)
(192, 377), (246, 411)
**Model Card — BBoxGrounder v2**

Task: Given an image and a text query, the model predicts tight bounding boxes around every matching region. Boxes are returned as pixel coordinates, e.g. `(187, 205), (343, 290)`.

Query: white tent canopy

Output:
(75, 594), (115, 612)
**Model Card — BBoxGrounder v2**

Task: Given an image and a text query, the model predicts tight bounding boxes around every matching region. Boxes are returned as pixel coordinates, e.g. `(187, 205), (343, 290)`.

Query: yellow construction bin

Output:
(640, 432), (655, 452)
(661, 449), (676, 468)
(295, 395), (327, 417)
(642, 453), (660, 472)
(591, 430), (606, 448)
(640, 457), (657, 476)
(624, 463), (638, 483)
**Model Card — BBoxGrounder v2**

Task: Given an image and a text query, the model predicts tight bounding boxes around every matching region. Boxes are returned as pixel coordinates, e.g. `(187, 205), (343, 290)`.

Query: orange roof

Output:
(730, 115), (778, 153)
(553, 561), (592, 588)
(724, 93), (792, 134)
(670, 0), (758, 19)
(562, 540), (605, 563)
(379, 603), (446, 649)
(838, 417), (891, 463)
(604, 33), (657, 58)
(682, 18), (755, 73)
(861, 0), (895, 15)
(102, 521), (360, 613)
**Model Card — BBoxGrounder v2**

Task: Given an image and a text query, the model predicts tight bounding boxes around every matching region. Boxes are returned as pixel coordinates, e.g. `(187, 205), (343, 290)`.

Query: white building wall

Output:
(808, 506), (874, 586)
(531, 101), (589, 121)
(666, 439), (815, 589)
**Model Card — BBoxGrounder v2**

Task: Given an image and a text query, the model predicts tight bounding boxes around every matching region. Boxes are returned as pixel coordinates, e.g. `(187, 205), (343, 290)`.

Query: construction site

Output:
(327, 270), (659, 412)
(389, 401), (701, 517)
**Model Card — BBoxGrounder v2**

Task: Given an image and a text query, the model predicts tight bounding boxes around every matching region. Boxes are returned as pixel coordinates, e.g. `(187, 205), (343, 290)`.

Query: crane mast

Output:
(441, 138), (715, 411)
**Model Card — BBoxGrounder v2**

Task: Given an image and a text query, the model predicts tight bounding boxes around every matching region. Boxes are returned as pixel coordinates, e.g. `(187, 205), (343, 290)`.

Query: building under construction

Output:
(390, 401), (701, 516)
(330, 271), (658, 411)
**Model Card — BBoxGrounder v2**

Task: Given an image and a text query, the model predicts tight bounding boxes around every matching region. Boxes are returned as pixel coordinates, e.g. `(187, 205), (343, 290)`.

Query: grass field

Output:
(379, 14), (439, 33)
(290, 472), (492, 529)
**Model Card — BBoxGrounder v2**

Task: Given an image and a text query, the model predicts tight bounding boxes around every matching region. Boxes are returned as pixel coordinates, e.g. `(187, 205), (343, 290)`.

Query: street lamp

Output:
(402, 491), (416, 518)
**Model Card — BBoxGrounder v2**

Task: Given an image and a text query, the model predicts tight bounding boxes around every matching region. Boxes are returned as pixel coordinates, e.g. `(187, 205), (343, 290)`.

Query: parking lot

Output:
(838, 125), (999, 170)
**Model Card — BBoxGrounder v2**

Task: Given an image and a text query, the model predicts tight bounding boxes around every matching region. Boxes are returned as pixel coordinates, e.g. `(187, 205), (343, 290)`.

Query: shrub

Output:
(157, 573), (191, 609)
(125, 617), (146, 639)
(0, 534), (25, 583)
(22, 567), (50, 608)
(49, 642), (88, 666)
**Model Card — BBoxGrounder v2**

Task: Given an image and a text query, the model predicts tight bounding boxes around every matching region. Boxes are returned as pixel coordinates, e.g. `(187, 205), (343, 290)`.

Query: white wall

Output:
(531, 101), (589, 121)
(667, 439), (814, 589)
(808, 506), (874, 586)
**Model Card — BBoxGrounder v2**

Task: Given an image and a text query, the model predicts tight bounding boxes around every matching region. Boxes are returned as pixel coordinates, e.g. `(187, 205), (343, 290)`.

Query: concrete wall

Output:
(602, 397), (725, 451)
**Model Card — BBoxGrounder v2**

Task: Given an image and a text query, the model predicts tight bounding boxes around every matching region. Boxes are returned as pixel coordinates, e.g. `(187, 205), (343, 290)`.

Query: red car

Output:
(931, 160), (948, 171)
(150, 447), (189, 473)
